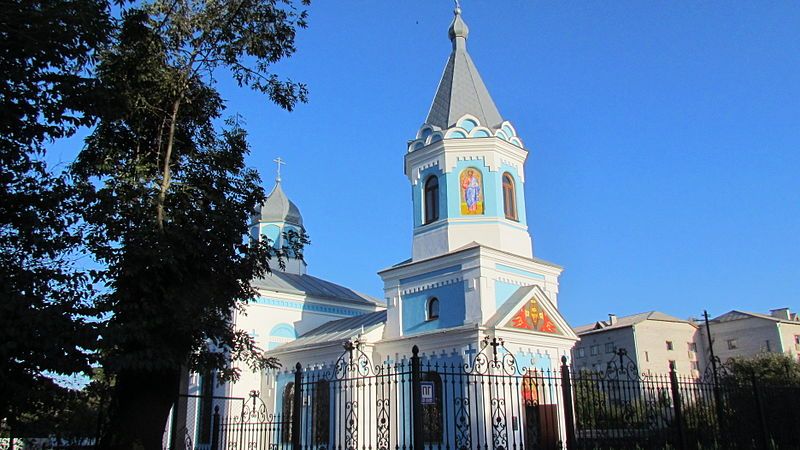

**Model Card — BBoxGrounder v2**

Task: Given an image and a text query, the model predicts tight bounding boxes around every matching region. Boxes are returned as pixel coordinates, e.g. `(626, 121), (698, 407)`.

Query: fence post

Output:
(669, 362), (687, 450)
(292, 362), (303, 450)
(411, 345), (423, 450)
(559, 356), (577, 450)
(210, 405), (220, 450)
(750, 372), (769, 449)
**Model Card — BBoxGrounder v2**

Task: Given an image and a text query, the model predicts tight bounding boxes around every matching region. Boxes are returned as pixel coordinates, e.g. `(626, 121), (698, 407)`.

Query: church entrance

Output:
(522, 373), (561, 450)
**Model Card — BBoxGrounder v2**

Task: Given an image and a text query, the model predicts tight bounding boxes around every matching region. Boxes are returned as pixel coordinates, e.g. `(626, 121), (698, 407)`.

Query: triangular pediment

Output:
(486, 285), (578, 340)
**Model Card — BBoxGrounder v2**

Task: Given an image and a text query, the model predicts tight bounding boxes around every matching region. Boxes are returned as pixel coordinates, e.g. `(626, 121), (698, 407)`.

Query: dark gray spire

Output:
(425, 7), (504, 130)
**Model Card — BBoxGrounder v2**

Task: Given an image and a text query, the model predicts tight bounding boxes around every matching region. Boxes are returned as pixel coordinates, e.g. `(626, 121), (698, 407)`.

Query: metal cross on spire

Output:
(454, 0), (461, 12)
(273, 157), (286, 182)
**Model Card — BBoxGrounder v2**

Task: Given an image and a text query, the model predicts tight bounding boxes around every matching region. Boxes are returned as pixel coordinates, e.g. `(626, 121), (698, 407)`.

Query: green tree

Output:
(0, 0), (111, 430)
(573, 371), (608, 429)
(723, 352), (800, 385)
(71, 1), (310, 447)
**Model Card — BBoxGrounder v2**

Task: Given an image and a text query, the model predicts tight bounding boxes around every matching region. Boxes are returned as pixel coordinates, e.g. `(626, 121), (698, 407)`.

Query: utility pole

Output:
(703, 310), (725, 435)
(703, 310), (719, 387)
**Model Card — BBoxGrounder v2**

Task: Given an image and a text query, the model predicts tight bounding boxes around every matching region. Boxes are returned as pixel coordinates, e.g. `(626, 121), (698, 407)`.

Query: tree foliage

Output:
(69, 1), (311, 447)
(0, 0), (111, 427)
(723, 352), (800, 385)
(2, 0), (311, 446)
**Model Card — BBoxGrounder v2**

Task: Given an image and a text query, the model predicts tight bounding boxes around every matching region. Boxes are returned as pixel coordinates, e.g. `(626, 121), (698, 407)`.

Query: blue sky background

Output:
(48, 1), (800, 327)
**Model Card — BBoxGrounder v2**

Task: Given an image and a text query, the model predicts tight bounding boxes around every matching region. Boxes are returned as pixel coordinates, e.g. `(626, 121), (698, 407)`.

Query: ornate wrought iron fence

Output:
(215, 391), (291, 450)
(165, 339), (800, 450)
(287, 336), (566, 450)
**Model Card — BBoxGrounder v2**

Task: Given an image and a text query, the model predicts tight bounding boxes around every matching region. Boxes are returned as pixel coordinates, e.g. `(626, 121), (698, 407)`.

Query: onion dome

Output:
(254, 181), (303, 227)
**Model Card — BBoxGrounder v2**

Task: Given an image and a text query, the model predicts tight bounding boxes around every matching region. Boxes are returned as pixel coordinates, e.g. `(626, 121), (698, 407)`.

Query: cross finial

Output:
(273, 157), (286, 182)
(454, 0), (461, 13)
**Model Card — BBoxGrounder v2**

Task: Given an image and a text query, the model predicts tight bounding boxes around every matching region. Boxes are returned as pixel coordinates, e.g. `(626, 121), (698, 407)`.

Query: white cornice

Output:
(405, 137), (528, 185)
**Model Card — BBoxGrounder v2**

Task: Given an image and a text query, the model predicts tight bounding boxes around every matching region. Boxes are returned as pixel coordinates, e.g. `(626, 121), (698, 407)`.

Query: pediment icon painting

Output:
(488, 284), (577, 340)
(505, 296), (559, 334)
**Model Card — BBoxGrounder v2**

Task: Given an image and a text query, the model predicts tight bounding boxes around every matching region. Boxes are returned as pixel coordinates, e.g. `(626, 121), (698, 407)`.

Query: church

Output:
(172, 6), (578, 450)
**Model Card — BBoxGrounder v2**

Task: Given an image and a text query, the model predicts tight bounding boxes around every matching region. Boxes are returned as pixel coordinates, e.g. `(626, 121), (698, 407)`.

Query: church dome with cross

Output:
(250, 158), (307, 275)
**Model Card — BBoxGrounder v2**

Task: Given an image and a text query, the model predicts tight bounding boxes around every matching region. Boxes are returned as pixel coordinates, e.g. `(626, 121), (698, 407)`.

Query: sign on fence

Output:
(420, 381), (435, 405)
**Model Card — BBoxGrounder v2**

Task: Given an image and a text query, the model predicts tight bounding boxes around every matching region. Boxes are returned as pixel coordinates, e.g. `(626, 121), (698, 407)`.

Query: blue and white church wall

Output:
(222, 287), (382, 401)
(380, 245), (564, 343)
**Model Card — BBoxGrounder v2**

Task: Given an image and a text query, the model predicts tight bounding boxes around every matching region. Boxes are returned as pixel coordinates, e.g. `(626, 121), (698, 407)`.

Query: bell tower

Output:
(406, 6), (533, 262)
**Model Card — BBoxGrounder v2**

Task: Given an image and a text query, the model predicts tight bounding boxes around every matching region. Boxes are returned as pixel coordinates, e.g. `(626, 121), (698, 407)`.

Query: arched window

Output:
(424, 175), (439, 224)
(281, 382), (295, 443)
(502, 172), (517, 221)
(427, 297), (440, 320)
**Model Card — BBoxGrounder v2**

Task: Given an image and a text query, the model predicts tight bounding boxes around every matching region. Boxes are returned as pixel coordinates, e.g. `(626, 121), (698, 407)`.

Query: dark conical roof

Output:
(254, 181), (303, 226)
(425, 7), (504, 130)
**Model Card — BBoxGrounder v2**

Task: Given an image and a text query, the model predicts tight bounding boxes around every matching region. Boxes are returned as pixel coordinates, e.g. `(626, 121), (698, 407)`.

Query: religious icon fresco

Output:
(459, 168), (484, 215)
(521, 372), (541, 404)
(506, 296), (559, 334)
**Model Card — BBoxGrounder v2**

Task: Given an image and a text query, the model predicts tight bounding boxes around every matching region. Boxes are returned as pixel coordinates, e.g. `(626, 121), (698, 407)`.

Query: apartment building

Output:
(572, 311), (703, 378)
(703, 308), (800, 363)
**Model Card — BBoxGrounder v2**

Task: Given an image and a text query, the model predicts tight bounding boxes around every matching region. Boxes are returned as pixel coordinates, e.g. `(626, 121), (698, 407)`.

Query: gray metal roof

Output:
(252, 271), (383, 307)
(253, 181), (303, 226)
(425, 9), (503, 130)
(574, 311), (693, 335)
(712, 310), (800, 324)
(268, 310), (387, 353)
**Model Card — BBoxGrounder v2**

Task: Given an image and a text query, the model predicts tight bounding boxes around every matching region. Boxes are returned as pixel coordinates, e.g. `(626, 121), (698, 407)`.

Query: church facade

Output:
(172, 7), (578, 450)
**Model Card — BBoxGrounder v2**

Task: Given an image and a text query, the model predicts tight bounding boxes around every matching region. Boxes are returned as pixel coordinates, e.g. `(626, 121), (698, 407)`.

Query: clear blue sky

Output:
(49, 1), (800, 327)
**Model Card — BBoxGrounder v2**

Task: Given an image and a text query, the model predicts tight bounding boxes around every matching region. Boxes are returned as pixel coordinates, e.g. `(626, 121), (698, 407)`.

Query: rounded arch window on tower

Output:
(423, 175), (440, 224)
(426, 297), (440, 321)
(503, 172), (518, 221)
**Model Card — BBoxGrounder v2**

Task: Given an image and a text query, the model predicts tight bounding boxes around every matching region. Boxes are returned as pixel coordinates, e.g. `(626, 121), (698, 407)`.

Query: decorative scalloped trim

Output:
(410, 115), (524, 151)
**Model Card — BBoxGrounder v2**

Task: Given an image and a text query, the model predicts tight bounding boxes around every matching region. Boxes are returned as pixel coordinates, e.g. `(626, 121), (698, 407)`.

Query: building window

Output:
(577, 348), (585, 358)
(590, 345), (599, 356)
(727, 339), (738, 350)
(691, 361), (700, 371)
(426, 297), (439, 320)
(424, 175), (439, 224)
(605, 343), (614, 353)
(198, 371), (214, 444)
(645, 351), (649, 362)
(502, 172), (517, 221)
(313, 380), (330, 445)
(688, 342), (697, 352)
(765, 340), (772, 352)
(795, 335), (800, 345)
(422, 372), (443, 443)
(669, 360), (677, 370)
(666, 341), (674, 351)
(281, 382), (295, 443)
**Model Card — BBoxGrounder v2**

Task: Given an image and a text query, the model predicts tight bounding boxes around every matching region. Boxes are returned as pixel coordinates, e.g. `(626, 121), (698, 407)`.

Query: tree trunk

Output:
(99, 367), (181, 450)
(156, 99), (181, 231)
